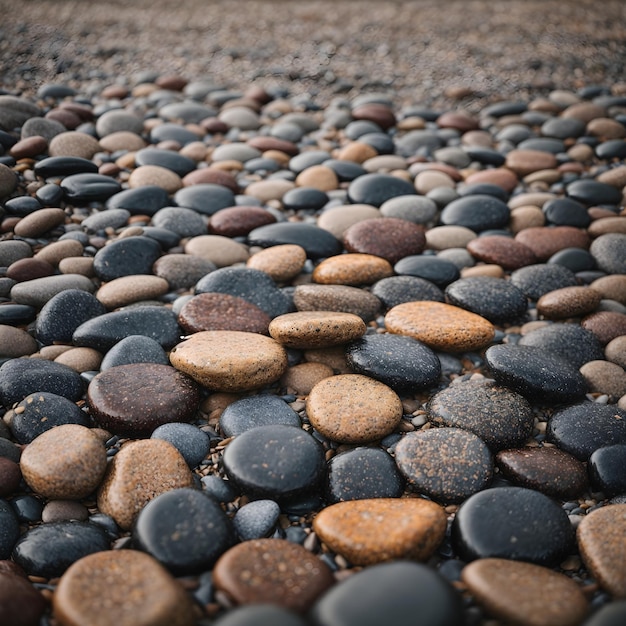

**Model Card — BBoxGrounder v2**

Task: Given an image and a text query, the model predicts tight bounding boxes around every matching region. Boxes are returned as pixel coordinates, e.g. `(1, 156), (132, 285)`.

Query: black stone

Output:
(0, 304), (36, 326)
(347, 173), (416, 207)
(106, 185), (170, 216)
(99, 334), (169, 370)
(322, 159), (367, 182)
(510, 263), (577, 300)
(358, 132), (395, 154)
(0, 439), (21, 463)
(201, 475), (239, 503)
(393, 255), (460, 287)
(36, 289), (107, 345)
(451, 486), (574, 566)
(3, 196), (42, 217)
(93, 236), (162, 281)
(222, 424), (325, 500)
(174, 184), (236, 215)
(133, 487), (235, 575)
(247, 223), (342, 259)
(325, 447), (405, 504)
(457, 183), (509, 201)
(482, 101), (528, 117)
(219, 395), (301, 438)
(346, 334), (441, 390)
(35, 182), (65, 206)
(9, 494), (43, 523)
(0, 499), (19, 559)
(548, 247), (596, 272)
(547, 403), (626, 461)
(282, 187), (329, 212)
(440, 195), (510, 232)
(596, 139), (626, 160)
(60, 173), (122, 203)
(394, 130), (442, 157)
(445, 276), (528, 324)
(140, 226), (181, 250)
(485, 344), (587, 404)
(371, 275), (444, 309)
(540, 117), (586, 139)
(12, 521), (110, 578)
(517, 137), (565, 153)
(0, 359), (84, 408)
(463, 147), (506, 167)
(215, 606), (307, 626)
(151, 423), (211, 468)
(310, 561), (463, 626)
(33, 156), (98, 178)
(543, 197), (591, 228)
(567, 179), (623, 206)
(589, 445), (626, 496)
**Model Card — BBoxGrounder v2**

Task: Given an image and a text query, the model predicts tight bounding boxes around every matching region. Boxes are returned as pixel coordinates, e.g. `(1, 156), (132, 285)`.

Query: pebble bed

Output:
(1, 2), (626, 626)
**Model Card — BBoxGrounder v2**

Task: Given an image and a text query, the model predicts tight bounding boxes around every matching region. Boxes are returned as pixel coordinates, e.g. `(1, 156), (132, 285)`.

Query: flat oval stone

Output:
(567, 179), (623, 206)
(590, 233), (626, 274)
(219, 395), (300, 438)
(451, 486), (575, 565)
(505, 149), (558, 175)
(213, 538), (334, 612)
(347, 173), (416, 207)
(10, 274), (95, 309)
(536, 285), (602, 319)
(179, 293), (271, 334)
(546, 402), (626, 460)
(0, 304), (37, 327)
(153, 254), (216, 291)
(169, 330), (288, 391)
(549, 247), (597, 272)
(395, 428), (493, 503)
(269, 311), (366, 349)
(81, 208), (130, 234)
(515, 226), (590, 261)
(582, 311), (626, 345)
(48, 132), (100, 160)
(293, 284), (381, 322)
(53, 550), (196, 626)
(106, 185), (170, 216)
(346, 333), (441, 390)
(134, 147), (195, 177)
(151, 422), (210, 468)
(97, 438), (193, 530)
(445, 276), (528, 324)
(426, 225), (477, 251)
(151, 206), (207, 238)
(222, 425), (325, 499)
(440, 195), (510, 232)
(88, 364), (200, 436)
(93, 236), (162, 282)
(0, 569), (47, 626)
(511, 263), (578, 300)
(385, 301), (495, 352)
(246, 244), (306, 283)
(379, 194), (438, 224)
(13, 207), (65, 238)
(185, 234), (249, 268)
(306, 374), (403, 444)
(393, 255), (460, 287)
(466, 235), (537, 270)
(496, 446), (589, 499)
(248, 223), (342, 259)
(313, 498), (446, 566)
(371, 275), (444, 308)
(462, 558), (589, 626)
(588, 445), (626, 496)
(128, 165), (182, 194)
(34, 156), (98, 179)
(317, 205), (382, 240)
(310, 560), (463, 626)
(577, 504), (626, 598)
(543, 197), (591, 228)
(133, 487), (235, 575)
(210, 206), (276, 237)
(73, 306), (181, 352)
(96, 275), (170, 309)
(312, 253), (394, 286)
(485, 344), (588, 403)
(0, 325), (37, 358)
(0, 500), (19, 559)
(60, 173), (121, 203)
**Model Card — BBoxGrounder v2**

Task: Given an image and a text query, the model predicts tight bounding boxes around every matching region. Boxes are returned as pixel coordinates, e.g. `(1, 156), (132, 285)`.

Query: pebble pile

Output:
(0, 70), (625, 626)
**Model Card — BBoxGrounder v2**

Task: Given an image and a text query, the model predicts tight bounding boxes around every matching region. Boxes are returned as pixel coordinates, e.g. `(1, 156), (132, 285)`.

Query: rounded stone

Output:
(505, 149), (558, 175)
(128, 165), (182, 193)
(41, 500), (89, 523)
(93, 236), (162, 282)
(591, 275), (626, 306)
(153, 254), (216, 291)
(306, 374), (403, 444)
(20, 424), (107, 500)
(371, 275), (444, 309)
(48, 131), (101, 159)
(580, 360), (626, 400)
(233, 499), (281, 541)
(590, 233), (626, 274)
(13, 208), (66, 238)
(281, 362), (334, 395)
(246, 244), (306, 283)
(210, 206), (276, 237)
(347, 173), (415, 207)
(96, 275), (170, 309)
(466, 235), (537, 270)
(212, 606), (307, 626)
(269, 311), (366, 349)
(0, 570), (47, 626)
(184, 235), (249, 268)
(293, 284), (381, 323)
(150, 422), (210, 468)
(219, 395), (301, 438)
(582, 311), (626, 345)
(440, 195), (510, 232)
(385, 301), (495, 352)
(537, 285), (602, 319)
(10, 274), (95, 309)
(515, 226), (590, 261)
(606, 336), (626, 369)
(313, 498), (447, 566)
(317, 205), (382, 240)
(589, 445), (626, 497)
(169, 331), (288, 392)
(312, 253), (394, 286)
(425, 225), (477, 251)
(0, 325), (38, 358)
(393, 255), (461, 287)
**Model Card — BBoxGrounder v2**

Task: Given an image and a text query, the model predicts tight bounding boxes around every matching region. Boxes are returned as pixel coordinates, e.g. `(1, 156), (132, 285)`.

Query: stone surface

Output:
(219, 395), (300, 437)
(537, 286), (602, 319)
(293, 284), (381, 322)
(246, 244), (306, 282)
(312, 253), (394, 286)
(0, 569), (47, 626)
(580, 360), (626, 400)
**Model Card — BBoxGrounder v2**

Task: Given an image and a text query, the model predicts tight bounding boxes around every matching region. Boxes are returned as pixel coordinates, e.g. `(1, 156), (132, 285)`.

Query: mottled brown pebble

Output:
(467, 235), (537, 270)
(293, 283), (381, 322)
(425, 225), (477, 250)
(13, 208), (65, 238)
(34, 239), (84, 266)
(306, 373), (402, 443)
(597, 165), (626, 188)
(48, 131), (101, 159)
(209, 206), (276, 237)
(437, 111), (479, 132)
(182, 167), (239, 193)
(280, 362), (334, 395)
(588, 216), (626, 237)
(312, 253), (394, 286)
(464, 168), (519, 192)
(562, 102), (606, 123)
(606, 336), (626, 368)
(95, 275), (169, 309)
(54, 347), (103, 373)
(213, 538), (334, 613)
(98, 131), (146, 152)
(244, 179), (294, 203)
(587, 117), (626, 139)
(246, 244), (306, 282)
(582, 311), (626, 345)
(9, 135), (48, 159)
(509, 206), (546, 233)
(461, 264), (505, 278)
(352, 103), (397, 130)
(385, 301), (495, 352)
(313, 498), (446, 566)
(577, 504), (626, 598)
(462, 558), (589, 626)
(295, 165), (338, 191)
(269, 311), (366, 349)
(580, 360), (626, 400)
(537, 286), (602, 319)
(506, 149), (559, 176)
(58, 256), (95, 277)
(515, 226), (590, 260)
(6, 257), (55, 282)
(128, 165), (182, 193)
(0, 324), (38, 357)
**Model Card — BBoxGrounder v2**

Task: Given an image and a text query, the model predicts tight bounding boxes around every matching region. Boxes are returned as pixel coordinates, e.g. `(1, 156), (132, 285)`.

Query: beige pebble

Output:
(295, 165), (339, 191)
(562, 102), (606, 123)
(280, 362), (334, 395)
(34, 239), (84, 266)
(304, 347), (352, 374)
(317, 204), (381, 239)
(98, 131), (146, 152)
(505, 150), (558, 176)
(508, 192), (556, 210)
(245, 179), (295, 203)
(13, 208), (65, 238)
(588, 217), (626, 237)
(567, 143), (595, 162)
(55, 347), (103, 373)
(465, 168), (518, 192)
(414, 170), (455, 194)
(184, 235), (249, 267)
(580, 360), (626, 400)
(336, 141), (378, 163)
(48, 131), (101, 159)
(362, 155), (408, 173)
(587, 117), (626, 139)
(312, 253), (393, 286)
(58, 256), (95, 277)
(509, 206), (546, 233)
(293, 283), (381, 322)
(246, 244), (306, 282)
(606, 335), (626, 368)
(461, 264), (505, 278)
(597, 165), (626, 188)
(0, 325), (38, 358)
(523, 169), (562, 185)
(128, 165), (182, 193)
(425, 225), (476, 250)
(96, 275), (170, 309)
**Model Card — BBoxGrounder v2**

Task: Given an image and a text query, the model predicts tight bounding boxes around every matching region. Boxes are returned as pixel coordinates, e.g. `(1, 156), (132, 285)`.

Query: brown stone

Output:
(425, 225), (477, 250)
(352, 103), (396, 130)
(41, 500), (89, 523)
(312, 253), (394, 286)
(597, 165), (626, 188)
(537, 286), (602, 319)
(293, 283), (381, 322)
(247, 135), (298, 156)
(509, 206), (546, 233)
(246, 244), (307, 282)
(606, 336), (626, 368)
(34, 239), (84, 266)
(515, 226), (590, 260)
(464, 168), (519, 192)
(13, 208), (65, 238)
(9, 135), (48, 159)
(461, 264), (505, 278)
(58, 256), (95, 277)
(505, 150), (558, 176)
(0, 324), (38, 358)
(436, 111), (479, 132)
(182, 167), (239, 193)
(562, 102), (606, 123)
(590, 275), (626, 306)
(414, 170), (455, 194)
(0, 457), (22, 498)
(209, 206), (276, 237)
(580, 360), (626, 400)
(313, 498), (446, 566)
(362, 155), (408, 173)
(128, 165), (182, 193)
(0, 571), (47, 626)
(304, 347), (352, 374)
(588, 217), (626, 237)
(6, 257), (54, 281)
(582, 311), (626, 345)
(280, 362), (334, 395)
(295, 165), (339, 191)
(336, 142), (378, 163)
(244, 179), (295, 203)
(55, 347), (103, 372)
(99, 131), (146, 152)
(96, 275), (170, 309)
(587, 117), (626, 140)
(467, 235), (537, 270)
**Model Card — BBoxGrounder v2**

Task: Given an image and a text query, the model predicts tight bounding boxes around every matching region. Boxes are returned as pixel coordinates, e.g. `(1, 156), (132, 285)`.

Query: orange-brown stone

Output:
(312, 253), (394, 285)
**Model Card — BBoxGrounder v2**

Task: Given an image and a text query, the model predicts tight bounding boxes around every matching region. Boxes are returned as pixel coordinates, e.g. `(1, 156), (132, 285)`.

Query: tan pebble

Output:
(304, 347), (352, 374)
(169, 330), (287, 392)
(293, 283), (381, 322)
(53, 550), (196, 626)
(508, 192), (556, 210)
(280, 362), (334, 395)
(619, 395), (626, 411)
(597, 165), (626, 188)
(98, 131), (146, 152)
(37, 345), (73, 360)
(577, 504), (626, 598)
(567, 143), (595, 162)
(128, 165), (182, 193)
(461, 130), (493, 148)
(606, 336), (626, 368)
(509, 206), (546, 233)
(0, 325), (38, 358)
(425, 225), (476, 250)
(312, 253), (393, 286)
(588, 217), (626, 237)
(306, 374), (403, 443)
(505, 150), (558, 176)
(115, 151), (136, 169)
(464, 168), (518, 192)
(385, 301), (495, 352)
(34, 239), (84, 266)
(13, 208), (65, 238)
(21, 424), (107, 500)
(587, 117), (626, 140)
(336, 141), (378, 163)
(397, 116), (426, 131)
(562, 102), (606, 123)
(537, 286), (602, 319)
(362, 155), (407, 172)
(245, 179), (295, 203)
(184, 235), (249, 267)
(414, 170), (455, 194)
(55, 347), (102, 373)
(580, 360), (626, 400)
(179, 141), (208, 161)
(58, 256), (95, 277)
(523, 169), (562, 185)
(97, 439), (193, 530)
(48, 131), (101, 159)
(313, 498), (447, 566)
(317, 204), (381, 239)
(295, 165), (338, 191)
(461, 558), (588, 626)
(461, 264), (505, 278)
(96, 275), (170, 309)
(246, 244), (306, 282)
(269, 311), (366, 349)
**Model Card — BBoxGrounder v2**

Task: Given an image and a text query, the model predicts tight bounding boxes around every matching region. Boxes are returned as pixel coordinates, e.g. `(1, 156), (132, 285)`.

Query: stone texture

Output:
(246, 244), (306, 282)
(537, 286), (602, 319)
(312, 253), (394, 285)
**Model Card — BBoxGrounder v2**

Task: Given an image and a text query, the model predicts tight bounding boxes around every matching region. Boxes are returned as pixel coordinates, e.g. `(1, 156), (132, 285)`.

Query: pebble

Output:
(0, 457), (21, 497)
(219, 395), (301, 437)
(170, 330), (288, 391)
(0, 500), (19, 559)
(583, 602), (626, 626)
(80, 208), (130, 233)
(461, 558), (589, 626)
(10, 273), (95, 308)
(516, 226), (590, 261)
(281, 362), (334, 395)
(99, 334), (169, 370)
(0, 569), (47, 626)
(590, 233), (626, 274)
(107, 185), (170, 216)
(248, 222), (342, 259)
(577, 504), (626, 598)
(582, 311), (626, 345)
(606, 336), (626, 368)
(88, 363), (199, 436)
(580, 360), (626, 400)
(0, 325), (37, 358)
(306, 374), (403, 443)
(93, 236), (162, 281)
(133, 487), (235, 574)
(60, 173), (122, 203)
(347, 173), (415, 207)
(150, 423), (210, 468)
(379, 194), (438, 224)
(385, 301), (495, 352)
(233, 499), (280, 541)
(293, 284), (381, 322)
(151, 206), (207, 237)
(312, 253), (394, 285)
(213, 538), (334, 612)
(184, 235), (249, 267)
(466, 235), (537, 270)
(97, 438), (193, 530)
(153, 253), (216, 290)
(537, 285), (602, 319)
(589, 445), (626, 496)
(426, 225), (477, 250)
(452, 486), (575, 565)
(41, 500), (89, 523)
(210, 206), (276, 237)
(393, 255), (460, 286)
(53, 550), (196, 626)
(440, 194), (510, 232)
(371, 275), (444, 308)
(13, 207), (65, 238)
(314, 497), (446, 565)
(317, 205), (381, 239)
(96, 275), (169, 309)
(48, 131), (101, 159)
(246, 244), (306, 282)
(212, 605), (307, 626)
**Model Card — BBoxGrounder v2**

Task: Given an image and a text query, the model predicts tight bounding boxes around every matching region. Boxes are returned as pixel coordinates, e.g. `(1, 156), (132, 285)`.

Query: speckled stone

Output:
(293, 284), (381, 322)
(495, 447), (588, 499)
(312, 253), (394, 286)
(246, 244), (306, 282)
(53, 550), (196, 626)
(41, 500), (89, 523)
(13, 208), (66, 238)
(88, 364), (200, 437)
(462, 558), (589, 626)
(590, 233), (626, 274)
(313, 498), (446, 566)
(385, 301), (495, 352)
(153, 254), (216, 291)
(20, 424), (107, 500)
(466, 235), (537, 270)
(371, 275), (444, 309)
(515, 226), (590, 261)
(582, 311), (626, 345)
(0, 325), (38, 358)
(577, 504), (626, 598)
(537, 285), (602, 319)
(97, 438), (193, 530)
(306, 374), (403, 444)
(269, 311), (366, 349)
(280, 362), (334, 395)
(48, 131), (101, 159)
(185, 235), (250, 268)
(10, 274), (95, 309)
(169, 330), (288, 391)
(510, 263), (578, 300)
(6, 258), (55, 283)
(178, 293), (271, 335)
(96, 275), (169, 309)
(591, 275), (626, 306)
(580, 360), (626, 400)
(606, 336), (626, 369)
(425, 225), (477, 251)
(505, 149), (558, 175)
(394, 428), (493, 503)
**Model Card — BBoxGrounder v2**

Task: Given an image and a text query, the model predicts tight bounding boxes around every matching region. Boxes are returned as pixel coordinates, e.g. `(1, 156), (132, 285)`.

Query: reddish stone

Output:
(515, 226), (590, 260)
(156, 75), (188, 91)
(45, 108), (81, 129)
(582, 311), (626, 345)
(466, 235), (537, 270)
(352, 103), (397, 130)
(247, 136), (299, 156)
(9, 136), (48, 159)
(209, 205), (276, 237)
(436, 111), (480, 132)
(58, 101), (94, 121)
(465, 168), (519, 192)
(6, 257), (55, 282)
(182, 167), (239, 193)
